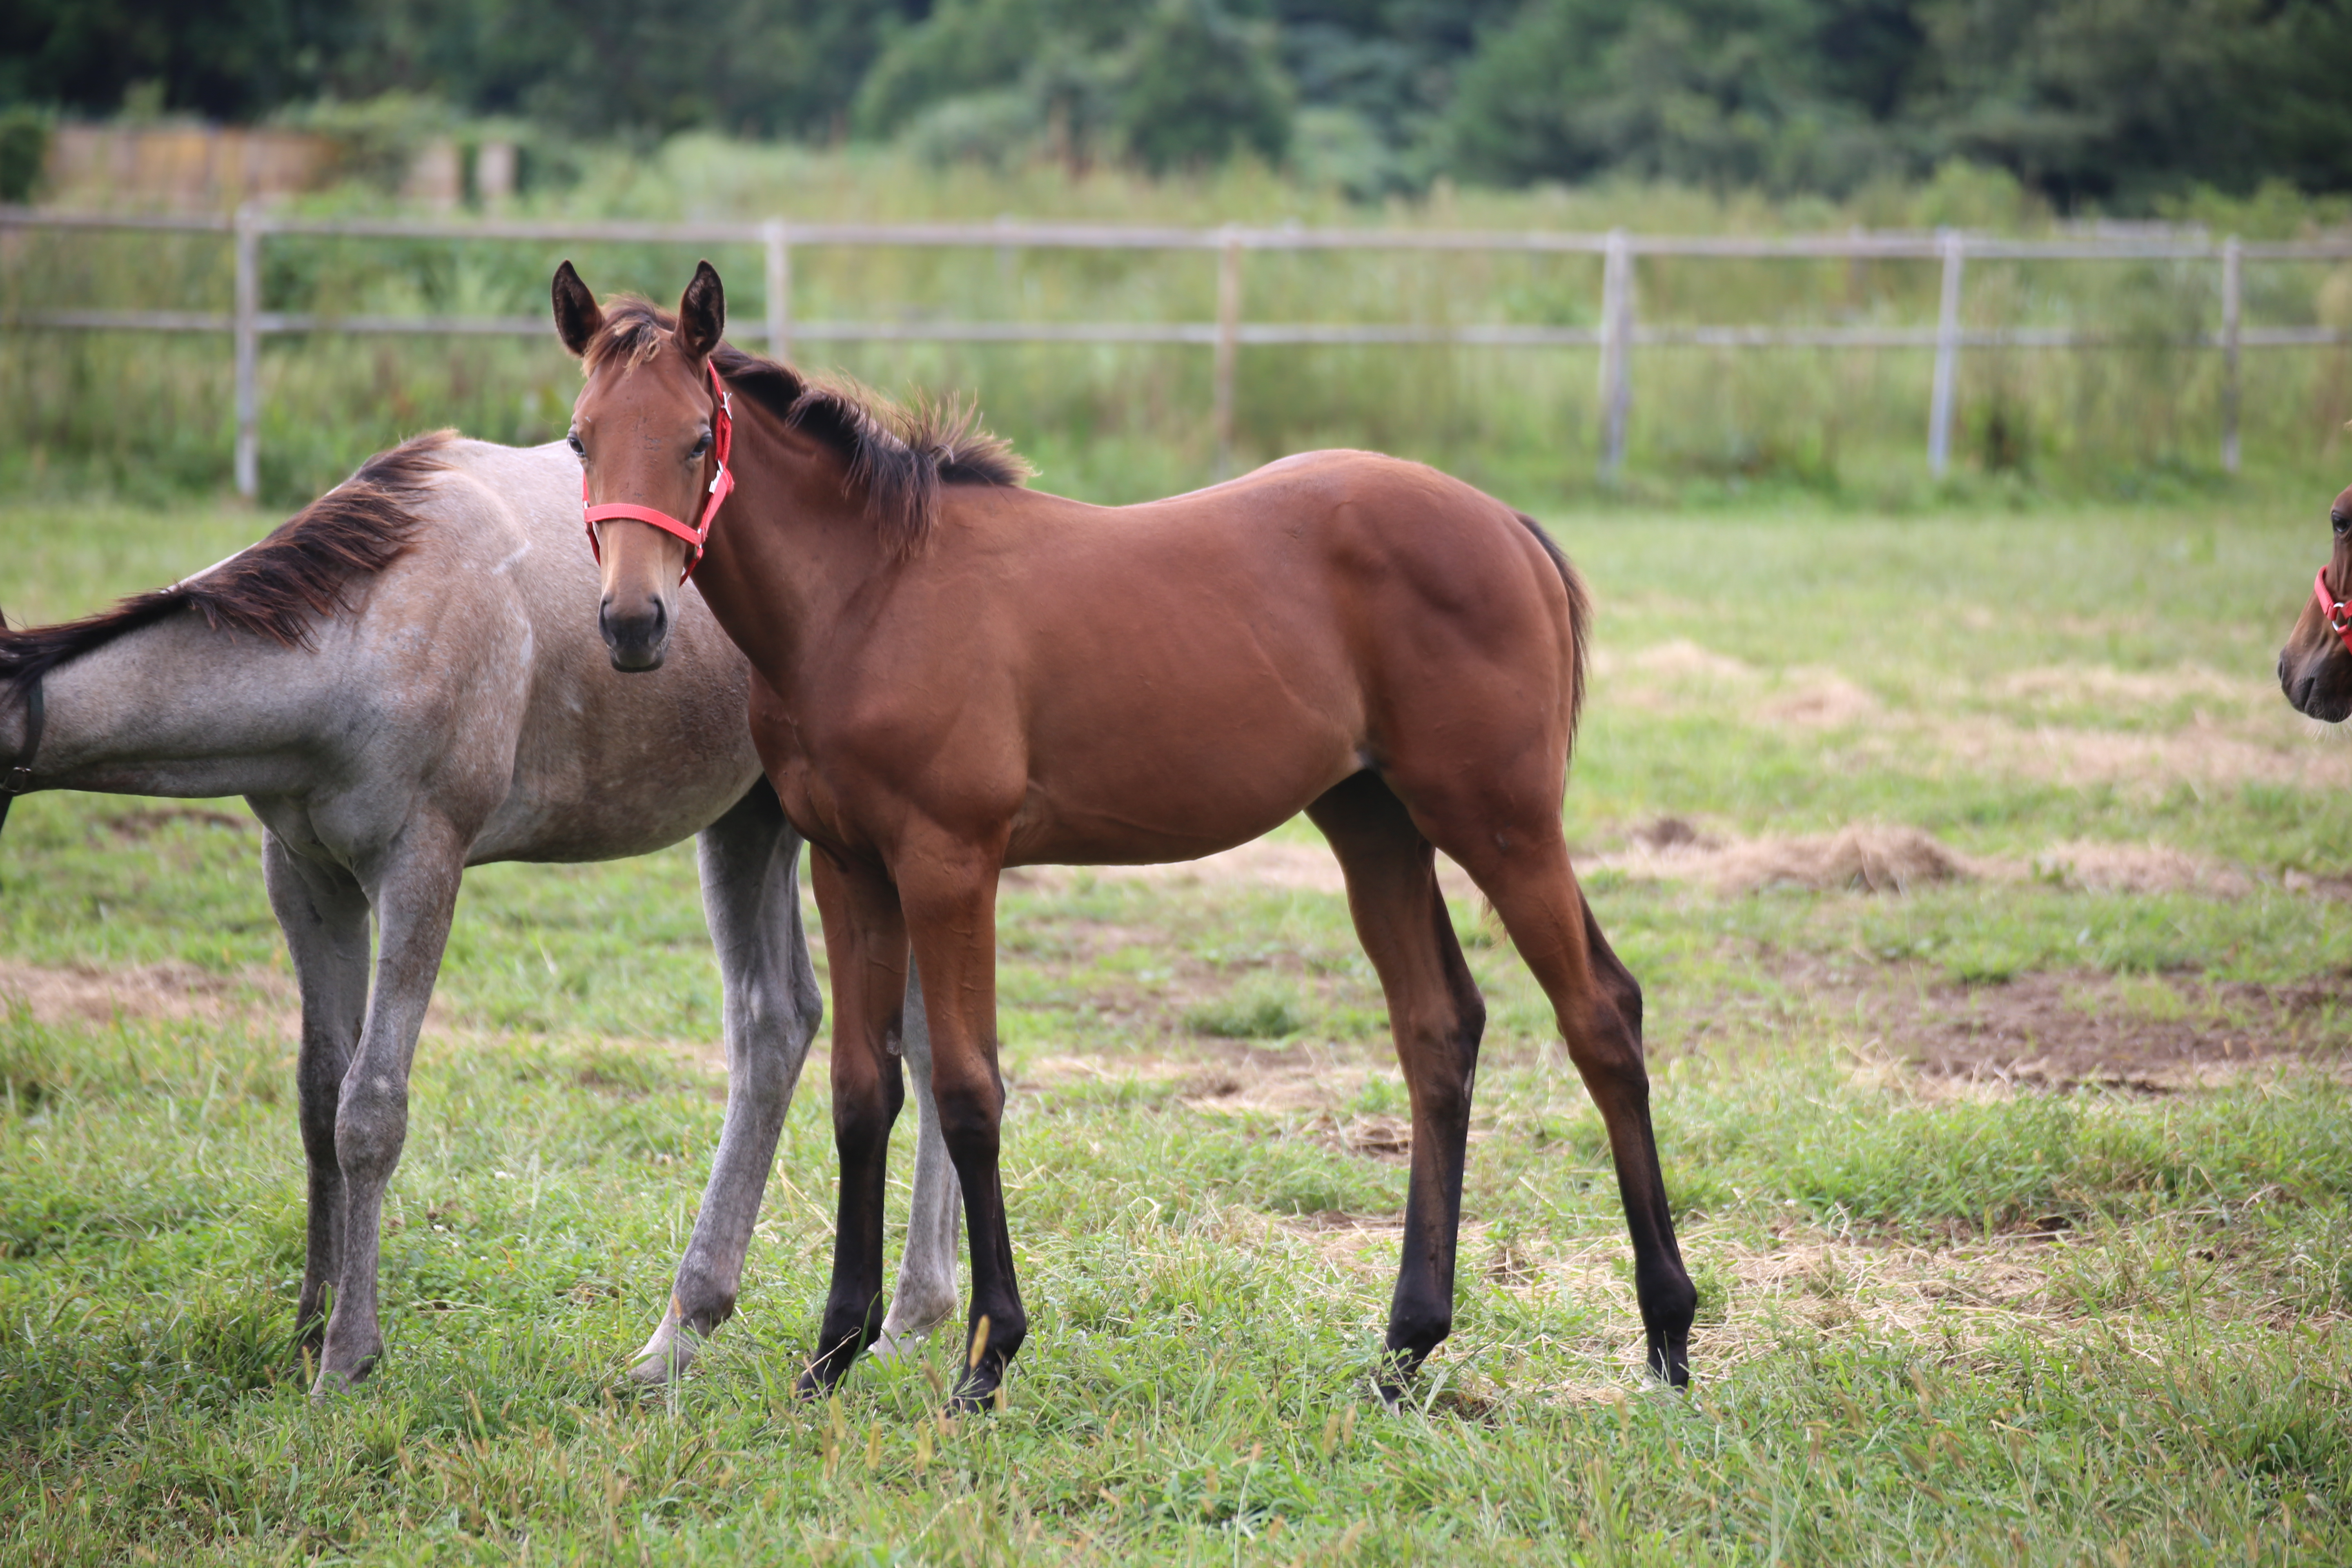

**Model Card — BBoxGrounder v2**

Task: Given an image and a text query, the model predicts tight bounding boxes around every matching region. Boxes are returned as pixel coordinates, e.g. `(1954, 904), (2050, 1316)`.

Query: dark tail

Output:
(1512, 511), (1593, 757)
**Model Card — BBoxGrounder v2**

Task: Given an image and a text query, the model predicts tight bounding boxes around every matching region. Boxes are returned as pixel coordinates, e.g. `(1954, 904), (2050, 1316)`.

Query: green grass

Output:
(2, 486), (2350, 1562)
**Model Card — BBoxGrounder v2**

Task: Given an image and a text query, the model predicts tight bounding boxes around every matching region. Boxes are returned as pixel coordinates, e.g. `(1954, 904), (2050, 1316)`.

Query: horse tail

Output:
(0, 431), (456, 694)
(1512, 511), (1592, 760)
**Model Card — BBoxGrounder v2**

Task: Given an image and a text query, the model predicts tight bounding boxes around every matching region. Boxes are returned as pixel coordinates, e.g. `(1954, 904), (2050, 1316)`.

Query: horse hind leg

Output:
(314, 819), (468, 1395)
(1446, 822), (1695, 1387)
(1305, 772), (1488, 1403)
(262, 831), (372, 1361)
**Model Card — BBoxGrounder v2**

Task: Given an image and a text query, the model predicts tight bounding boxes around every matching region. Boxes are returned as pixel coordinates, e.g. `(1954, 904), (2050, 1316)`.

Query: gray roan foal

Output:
(0, 433), (960, 1395)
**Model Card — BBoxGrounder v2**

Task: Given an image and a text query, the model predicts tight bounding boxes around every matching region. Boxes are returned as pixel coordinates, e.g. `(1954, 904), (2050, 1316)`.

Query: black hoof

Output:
(1375, 1345), (1426, 1409)
(1647, 1329), (1691, 1388)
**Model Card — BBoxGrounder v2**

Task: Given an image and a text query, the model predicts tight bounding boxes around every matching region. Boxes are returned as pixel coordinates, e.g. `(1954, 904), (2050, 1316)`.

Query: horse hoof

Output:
(309, 1357), (376, 1401)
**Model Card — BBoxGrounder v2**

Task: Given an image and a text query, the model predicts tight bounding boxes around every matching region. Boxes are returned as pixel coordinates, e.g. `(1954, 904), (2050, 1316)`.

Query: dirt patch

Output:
(1734, 957), (2348, 1089)
(94, 805), (256, 841)
(0, 959), (294, 1031)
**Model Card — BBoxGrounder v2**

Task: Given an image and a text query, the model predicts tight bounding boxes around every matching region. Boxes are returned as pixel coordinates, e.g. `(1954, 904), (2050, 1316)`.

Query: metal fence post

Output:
(1212, 227), (1243, 479)
(2221, 235), (2243, 474)
(1927, 229), (1965, 478)
(763, 218), (791, 361)
(1597, 228), (1633, 479)
(233, 200), (261, 499)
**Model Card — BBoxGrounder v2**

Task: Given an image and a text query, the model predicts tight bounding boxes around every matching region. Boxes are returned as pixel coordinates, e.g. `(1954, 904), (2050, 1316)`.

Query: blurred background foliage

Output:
(6, 1), (2352, 509)
(5, 0), (2352, 205)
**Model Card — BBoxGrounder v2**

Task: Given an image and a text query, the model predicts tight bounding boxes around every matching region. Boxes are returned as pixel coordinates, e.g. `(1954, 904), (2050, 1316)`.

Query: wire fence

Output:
(7, 203), (2352, 497)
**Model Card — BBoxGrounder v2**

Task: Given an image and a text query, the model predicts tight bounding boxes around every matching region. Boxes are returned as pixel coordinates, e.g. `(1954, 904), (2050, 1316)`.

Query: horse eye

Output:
(2336, 511), (2349, 537)
(566, 431), (585, 457)
(690, 432), (712, 459)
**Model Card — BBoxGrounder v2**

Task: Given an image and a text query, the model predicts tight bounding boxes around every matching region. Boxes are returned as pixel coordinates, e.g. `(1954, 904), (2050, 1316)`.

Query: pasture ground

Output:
(2, 490), (2350, 1564)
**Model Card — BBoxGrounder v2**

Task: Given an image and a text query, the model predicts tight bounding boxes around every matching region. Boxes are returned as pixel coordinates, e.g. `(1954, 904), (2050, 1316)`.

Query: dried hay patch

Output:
(1016, 838), (1479, 902)
(1912, 712), (2352, 795)
(1759, 670), (1881, 728)
(1241, 1207), (2094, 1391)
(1995, 663), (2259, 710)
(1593, 822), (1981, 894)
(2028, 840), (2255, 897)
(1590, 819), (2288, 902)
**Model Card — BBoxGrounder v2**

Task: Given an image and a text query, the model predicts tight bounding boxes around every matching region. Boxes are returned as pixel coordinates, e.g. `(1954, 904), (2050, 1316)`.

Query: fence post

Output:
(233, 200), (261, 500)
(2221, 235), (2243, 474)
(763, 218), (791, 361)
(1927, 228), (1965, 478)
(1212, 227), (1243, 480)
(1597, 228), (1633, 480)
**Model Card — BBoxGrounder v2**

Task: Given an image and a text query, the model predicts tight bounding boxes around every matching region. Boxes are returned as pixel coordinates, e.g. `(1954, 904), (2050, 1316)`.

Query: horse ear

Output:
(552, 261), (603, 358)
(677, 261), (725, 362)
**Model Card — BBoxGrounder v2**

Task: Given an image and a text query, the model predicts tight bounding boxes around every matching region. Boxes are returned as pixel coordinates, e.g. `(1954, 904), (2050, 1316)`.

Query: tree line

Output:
(4, 0), (2349, 206)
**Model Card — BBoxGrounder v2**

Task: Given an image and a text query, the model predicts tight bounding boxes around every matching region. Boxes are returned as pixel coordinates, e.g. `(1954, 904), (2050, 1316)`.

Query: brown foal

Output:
(553, 260), (1696, 1407)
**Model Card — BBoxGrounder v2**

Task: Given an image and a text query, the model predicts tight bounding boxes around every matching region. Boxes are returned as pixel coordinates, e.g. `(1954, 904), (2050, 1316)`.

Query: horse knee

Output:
(931, 1072), (1004, 1158)
(831, 1071), (902, 1150)
(333, 1082), (408, 1184)
(1562, 1007), (1649, 1096)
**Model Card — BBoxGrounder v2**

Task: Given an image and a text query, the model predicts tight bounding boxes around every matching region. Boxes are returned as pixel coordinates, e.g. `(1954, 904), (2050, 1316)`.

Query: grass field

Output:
(2, 483), (2351, 1564)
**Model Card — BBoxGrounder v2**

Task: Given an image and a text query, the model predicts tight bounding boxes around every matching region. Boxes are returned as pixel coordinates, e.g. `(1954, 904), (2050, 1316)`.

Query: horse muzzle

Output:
(599, 595), (672, 673)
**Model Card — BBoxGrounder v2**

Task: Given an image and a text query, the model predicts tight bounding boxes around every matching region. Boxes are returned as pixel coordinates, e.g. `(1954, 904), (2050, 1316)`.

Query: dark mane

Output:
(0, 432), (454, 688)
(583, 297), (1029, 554)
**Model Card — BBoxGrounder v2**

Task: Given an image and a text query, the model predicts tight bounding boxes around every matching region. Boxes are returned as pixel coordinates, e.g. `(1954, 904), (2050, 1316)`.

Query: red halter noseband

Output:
(2319, 566), (2352, 655)
(581, 358), (735, 582)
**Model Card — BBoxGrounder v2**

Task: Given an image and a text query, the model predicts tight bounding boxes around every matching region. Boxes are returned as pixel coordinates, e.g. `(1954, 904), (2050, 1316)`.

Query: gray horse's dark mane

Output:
(583, 297), (1029, 555)
(0, 431), (454, 688)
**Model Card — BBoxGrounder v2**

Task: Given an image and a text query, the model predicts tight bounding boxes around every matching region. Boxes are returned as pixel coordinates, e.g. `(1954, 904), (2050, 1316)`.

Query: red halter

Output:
(2319, 566), (2352, 655)
(582, 358), (735, 582)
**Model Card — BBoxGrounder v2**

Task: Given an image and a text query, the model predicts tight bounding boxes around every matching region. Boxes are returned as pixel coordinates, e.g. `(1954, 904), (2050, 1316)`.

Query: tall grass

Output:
(7, 143), (2352, 507)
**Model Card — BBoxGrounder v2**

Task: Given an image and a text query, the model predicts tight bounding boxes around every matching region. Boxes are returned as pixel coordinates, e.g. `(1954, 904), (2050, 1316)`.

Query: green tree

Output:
(1112, 0), (1294, 172)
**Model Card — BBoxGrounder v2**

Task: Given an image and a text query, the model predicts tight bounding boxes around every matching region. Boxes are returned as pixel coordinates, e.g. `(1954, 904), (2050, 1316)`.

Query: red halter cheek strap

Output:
(581, 358), (736, 583)
(2318, 566), (2352, 655)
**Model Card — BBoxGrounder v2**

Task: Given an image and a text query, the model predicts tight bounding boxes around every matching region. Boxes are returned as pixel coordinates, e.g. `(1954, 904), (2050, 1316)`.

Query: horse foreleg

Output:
(632, 783), (824, 1383)
(873, 960), (963, 1359)
(799, 849), (909, 1394)
(313, 820), (466, 1396)
(898, 842), (1025, 1410)
(262, 831), (372, 1360)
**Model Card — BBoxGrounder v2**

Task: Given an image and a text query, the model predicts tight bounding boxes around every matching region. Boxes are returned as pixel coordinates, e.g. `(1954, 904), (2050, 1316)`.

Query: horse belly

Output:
(1007, 686), (1361, 867)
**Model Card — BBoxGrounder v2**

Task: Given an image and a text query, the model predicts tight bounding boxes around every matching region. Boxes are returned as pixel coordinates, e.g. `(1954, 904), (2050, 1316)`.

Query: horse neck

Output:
(11, 613), (346, 800)
(692, 420), (892, 684)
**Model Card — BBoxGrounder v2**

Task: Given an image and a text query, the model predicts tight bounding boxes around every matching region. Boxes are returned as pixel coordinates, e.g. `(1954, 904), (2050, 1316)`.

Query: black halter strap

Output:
(0, 675), (45, 839)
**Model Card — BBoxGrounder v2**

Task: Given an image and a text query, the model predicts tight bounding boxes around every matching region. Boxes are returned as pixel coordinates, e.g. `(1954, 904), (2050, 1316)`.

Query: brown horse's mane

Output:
(0, 431), (454, 688)
(582, 297), (1030, 554)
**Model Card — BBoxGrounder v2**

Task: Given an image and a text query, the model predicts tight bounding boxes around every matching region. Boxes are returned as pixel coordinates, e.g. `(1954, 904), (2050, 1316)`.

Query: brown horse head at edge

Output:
(2278, 480), (2352, 723)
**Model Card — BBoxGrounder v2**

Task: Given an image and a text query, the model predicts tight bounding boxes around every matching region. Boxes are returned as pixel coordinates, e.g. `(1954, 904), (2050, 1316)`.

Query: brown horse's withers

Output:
(2280, 481), (2352, 722)
(555, 260), (1696, 1407)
